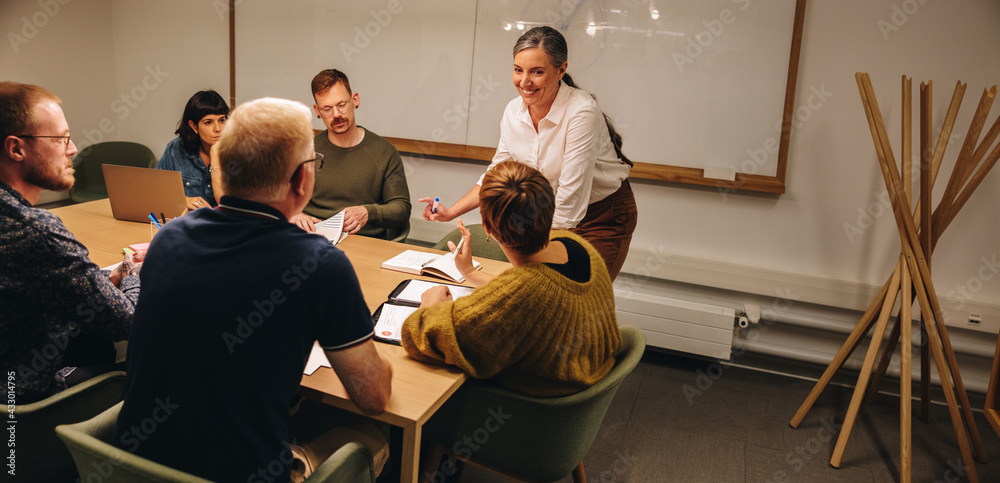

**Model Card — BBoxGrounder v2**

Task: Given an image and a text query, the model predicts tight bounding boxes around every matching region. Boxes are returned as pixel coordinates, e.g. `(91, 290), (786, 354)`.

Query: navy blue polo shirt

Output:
(113, 196), (374, 482)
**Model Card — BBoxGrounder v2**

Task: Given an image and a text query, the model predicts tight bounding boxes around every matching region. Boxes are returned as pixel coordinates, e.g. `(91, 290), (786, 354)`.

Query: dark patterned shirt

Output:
(0, 181), (139, 403)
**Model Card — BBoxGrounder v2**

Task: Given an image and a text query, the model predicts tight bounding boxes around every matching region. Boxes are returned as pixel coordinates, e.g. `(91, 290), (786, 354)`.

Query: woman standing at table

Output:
(157, 90), (229, 209)
(419, 26), (637, 280)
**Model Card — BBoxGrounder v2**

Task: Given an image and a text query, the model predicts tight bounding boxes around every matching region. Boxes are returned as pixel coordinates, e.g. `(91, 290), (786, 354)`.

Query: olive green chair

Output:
(388, 223), (410, 244)
(420, 325), (646, 482)
(11, 370), (128, 483)
(432, 223), (508, 262)
(56, 402), (375, 483)
(68, 141), (157, 203)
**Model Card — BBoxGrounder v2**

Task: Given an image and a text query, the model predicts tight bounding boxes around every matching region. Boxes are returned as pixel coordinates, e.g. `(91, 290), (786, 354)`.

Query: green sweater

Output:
(306, 127), (411, 239)
(401, 231), (622, 397)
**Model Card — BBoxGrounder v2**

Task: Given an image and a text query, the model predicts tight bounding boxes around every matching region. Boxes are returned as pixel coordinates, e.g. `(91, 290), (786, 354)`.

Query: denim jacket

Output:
(156, 137), (216, 206)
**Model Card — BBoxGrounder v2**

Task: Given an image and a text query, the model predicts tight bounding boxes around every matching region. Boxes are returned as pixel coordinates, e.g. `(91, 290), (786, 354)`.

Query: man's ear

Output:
(289, 163), (310, 197)
(353, 92), (360, 109)
(4, 136), (27, 162)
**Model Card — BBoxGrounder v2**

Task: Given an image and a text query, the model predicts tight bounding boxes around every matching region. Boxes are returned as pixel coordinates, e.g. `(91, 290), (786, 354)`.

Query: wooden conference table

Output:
(49, 199), (511, 483)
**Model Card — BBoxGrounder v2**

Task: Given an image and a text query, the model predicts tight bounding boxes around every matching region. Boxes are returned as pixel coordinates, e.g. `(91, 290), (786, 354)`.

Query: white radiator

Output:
(615, 291), (736, 360)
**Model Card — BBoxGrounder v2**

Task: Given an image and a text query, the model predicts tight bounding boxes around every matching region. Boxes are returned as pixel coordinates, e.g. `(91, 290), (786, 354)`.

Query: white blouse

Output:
(478, 84), (631, 230)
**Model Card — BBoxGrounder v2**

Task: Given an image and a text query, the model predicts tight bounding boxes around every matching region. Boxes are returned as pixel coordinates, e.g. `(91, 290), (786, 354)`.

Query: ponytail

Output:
(562, 74), (633, 168)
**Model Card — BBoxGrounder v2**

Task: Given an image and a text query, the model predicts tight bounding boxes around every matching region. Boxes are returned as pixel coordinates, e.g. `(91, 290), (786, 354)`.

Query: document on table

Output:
(303, 341), (332, 375)
(373, 303), (419, 344)
(392, 279), (474, 305)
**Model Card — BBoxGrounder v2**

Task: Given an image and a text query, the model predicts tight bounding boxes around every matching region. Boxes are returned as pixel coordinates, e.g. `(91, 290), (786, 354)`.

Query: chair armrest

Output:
(305, 441), (375, 483)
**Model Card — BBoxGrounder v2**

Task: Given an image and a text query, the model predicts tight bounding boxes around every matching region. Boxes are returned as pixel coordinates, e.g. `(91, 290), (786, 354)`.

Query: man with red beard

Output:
(0, 82), (141, 403)
(289, 69), (411, 241)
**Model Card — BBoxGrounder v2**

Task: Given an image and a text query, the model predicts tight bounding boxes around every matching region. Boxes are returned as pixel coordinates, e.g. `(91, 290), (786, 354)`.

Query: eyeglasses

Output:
(291, 152), (324, 181)
(15, 134), (72, 147)
(317, 102), (351, 119)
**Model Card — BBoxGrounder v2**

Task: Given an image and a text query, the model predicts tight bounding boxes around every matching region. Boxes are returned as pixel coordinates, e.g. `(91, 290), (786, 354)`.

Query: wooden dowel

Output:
(790, 276), (893, 428)
(934, 86), (997, 227)
(921, 321), (930, 422)
(903, 76), (913, 204)
(933, 123), (1000, 245)
(830, 264), (901, 468)
(900, 258), (913, 483)
(913, 80), (964, 229)
(866, 305), (902, 404)
(918, 81), (933, 422)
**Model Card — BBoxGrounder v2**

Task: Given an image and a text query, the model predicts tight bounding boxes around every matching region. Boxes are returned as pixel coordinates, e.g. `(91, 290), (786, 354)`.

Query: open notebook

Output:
(380, 250), (481, 283)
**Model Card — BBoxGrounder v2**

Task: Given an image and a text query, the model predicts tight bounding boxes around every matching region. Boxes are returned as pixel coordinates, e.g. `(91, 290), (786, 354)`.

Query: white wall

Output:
(1, 0), (119, 204)
(6, 0), (999, 332)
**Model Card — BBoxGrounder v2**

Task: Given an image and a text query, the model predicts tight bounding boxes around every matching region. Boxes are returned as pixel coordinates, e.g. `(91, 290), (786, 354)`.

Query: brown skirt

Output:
(571, 179), (637, 281)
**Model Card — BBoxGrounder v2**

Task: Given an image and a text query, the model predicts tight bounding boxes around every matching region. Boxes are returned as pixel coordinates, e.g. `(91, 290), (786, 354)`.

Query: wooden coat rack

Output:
(789, 73), (1000, 482)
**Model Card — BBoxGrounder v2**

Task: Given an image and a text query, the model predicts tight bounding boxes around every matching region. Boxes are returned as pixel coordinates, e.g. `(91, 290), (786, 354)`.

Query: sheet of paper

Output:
(395, 280), (474, 305)
(315, 211), (349, 245)
(303, 340), (332, 375)
(374, 304), (419, 342)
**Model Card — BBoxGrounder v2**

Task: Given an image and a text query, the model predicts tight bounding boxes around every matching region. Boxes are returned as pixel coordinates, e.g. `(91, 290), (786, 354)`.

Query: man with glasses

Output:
(114, 97), (392, 481)
(289, 69), (411, 241)
(0, 81), (141, 403)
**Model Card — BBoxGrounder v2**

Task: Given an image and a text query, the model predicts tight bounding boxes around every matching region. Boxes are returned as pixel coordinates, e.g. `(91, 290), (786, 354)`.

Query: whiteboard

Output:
(236, 0), (798, 177)
(235, 0), (477, 140)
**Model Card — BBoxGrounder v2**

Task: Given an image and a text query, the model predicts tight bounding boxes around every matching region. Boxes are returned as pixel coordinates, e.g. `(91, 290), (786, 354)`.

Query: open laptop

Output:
(102, 164), (187, 223)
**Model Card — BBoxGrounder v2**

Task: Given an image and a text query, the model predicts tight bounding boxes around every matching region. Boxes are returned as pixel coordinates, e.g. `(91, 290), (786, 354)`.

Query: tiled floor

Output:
(457, 350), (1000, 482)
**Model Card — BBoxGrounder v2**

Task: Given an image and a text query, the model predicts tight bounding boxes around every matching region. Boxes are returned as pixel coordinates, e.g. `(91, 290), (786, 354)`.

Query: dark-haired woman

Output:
(156, 90), (229, 209)
(419, 26), (637, 280)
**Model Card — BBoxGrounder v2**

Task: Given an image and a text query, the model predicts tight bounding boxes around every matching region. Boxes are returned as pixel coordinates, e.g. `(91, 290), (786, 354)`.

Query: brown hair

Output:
(513, 26), (632, 167)
(311, 69), (352, 98)
(0, 81), (60, 141)
(479, 161), (555, 257)
(215, 97), (312, 201)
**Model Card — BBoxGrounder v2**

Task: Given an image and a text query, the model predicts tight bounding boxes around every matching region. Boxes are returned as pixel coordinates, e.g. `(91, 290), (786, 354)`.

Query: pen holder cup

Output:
(149, 218), (174, 240)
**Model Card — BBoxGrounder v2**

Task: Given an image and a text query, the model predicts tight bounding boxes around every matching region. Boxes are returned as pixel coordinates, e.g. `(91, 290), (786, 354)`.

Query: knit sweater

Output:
(306, 127), (411, 239)
(401, 231), (621, 397)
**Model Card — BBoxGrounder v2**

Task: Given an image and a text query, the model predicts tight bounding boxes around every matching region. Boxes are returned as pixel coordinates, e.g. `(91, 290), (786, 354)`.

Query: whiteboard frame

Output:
(228, 0), (807, 195)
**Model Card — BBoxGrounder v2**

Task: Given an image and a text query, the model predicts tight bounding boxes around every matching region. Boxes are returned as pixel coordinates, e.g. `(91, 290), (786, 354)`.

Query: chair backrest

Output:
(69, 141), (157, 203)
(56, 402), (375, 483)
(422, 325), (646, 481)
(388, 223), (410, 244)
(10, 371), (127, 483)
(432, 223), (508, 262)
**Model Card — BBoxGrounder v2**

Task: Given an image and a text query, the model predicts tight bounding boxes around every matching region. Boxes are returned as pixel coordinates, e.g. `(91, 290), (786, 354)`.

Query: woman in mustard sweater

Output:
(401, 161), (621, 397)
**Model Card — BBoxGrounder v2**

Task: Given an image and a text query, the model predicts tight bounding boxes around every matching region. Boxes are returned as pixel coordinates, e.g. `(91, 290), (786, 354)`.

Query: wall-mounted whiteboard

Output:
(235, 0), (804, 190)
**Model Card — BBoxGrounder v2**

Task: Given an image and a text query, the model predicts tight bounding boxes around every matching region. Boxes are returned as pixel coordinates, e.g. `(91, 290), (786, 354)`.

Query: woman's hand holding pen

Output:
(447, 219), (475, 277)
(418, 197), (454, 222)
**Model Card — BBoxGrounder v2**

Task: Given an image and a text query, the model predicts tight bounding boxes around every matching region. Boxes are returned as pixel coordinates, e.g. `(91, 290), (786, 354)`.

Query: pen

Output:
(452, 235), (466, 257)
(160, 212), (166, 224)
(432, 197), (440, 214)
(148, 213), (162, 229)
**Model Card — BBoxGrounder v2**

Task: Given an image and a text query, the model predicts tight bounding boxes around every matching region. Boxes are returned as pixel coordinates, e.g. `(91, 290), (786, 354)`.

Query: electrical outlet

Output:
(968, 313), (982, 327)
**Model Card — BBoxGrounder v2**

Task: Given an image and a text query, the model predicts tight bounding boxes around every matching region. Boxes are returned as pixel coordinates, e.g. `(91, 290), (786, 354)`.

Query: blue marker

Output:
(432, 197), (440, 214)
(149, 212), (162, 229)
